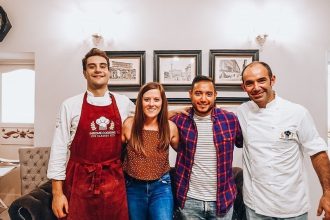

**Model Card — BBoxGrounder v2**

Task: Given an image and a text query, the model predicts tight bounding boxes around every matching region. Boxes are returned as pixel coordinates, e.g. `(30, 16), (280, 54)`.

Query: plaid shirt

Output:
(171, 107), (243, 216)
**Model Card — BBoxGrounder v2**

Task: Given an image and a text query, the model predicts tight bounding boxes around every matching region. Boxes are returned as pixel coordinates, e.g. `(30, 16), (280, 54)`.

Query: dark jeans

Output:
(125, 172), (173, 220)
(178, 197), (233, 220)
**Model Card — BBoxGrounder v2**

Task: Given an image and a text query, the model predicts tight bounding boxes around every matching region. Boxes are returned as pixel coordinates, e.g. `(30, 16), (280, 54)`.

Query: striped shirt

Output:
(171, 107), (243, 216)
(187, 114), (217, 201)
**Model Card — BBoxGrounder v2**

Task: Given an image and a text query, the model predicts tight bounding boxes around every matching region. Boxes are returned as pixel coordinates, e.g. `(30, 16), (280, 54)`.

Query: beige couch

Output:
(18, 147), (50, 195)
(8, 147), (55, 220)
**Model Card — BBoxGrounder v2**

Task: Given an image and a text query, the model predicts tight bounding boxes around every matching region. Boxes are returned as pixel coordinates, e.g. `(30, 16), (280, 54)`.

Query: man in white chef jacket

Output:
(236, 61), (330, 220)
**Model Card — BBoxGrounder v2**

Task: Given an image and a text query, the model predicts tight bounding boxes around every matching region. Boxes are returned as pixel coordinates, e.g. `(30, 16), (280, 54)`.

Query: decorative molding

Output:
(2, 128), (34, 139)
(0, 124), (34, 145)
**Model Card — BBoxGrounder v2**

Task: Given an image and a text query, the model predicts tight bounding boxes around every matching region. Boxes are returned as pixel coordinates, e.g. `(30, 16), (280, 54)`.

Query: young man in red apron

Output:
(47, 48), (135, 220)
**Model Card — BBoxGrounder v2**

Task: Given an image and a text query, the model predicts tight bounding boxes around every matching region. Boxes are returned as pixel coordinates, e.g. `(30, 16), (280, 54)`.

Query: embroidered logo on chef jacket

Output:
(90, 116), (116, 138)
(279, 130), (297, 140)
(55, 116), (61, 129)
(55, 118), (61, 128)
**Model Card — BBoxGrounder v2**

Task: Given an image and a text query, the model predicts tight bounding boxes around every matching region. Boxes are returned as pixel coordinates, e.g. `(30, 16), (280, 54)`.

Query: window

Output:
(1, 68), (35, 123)
(0, 53), (35, 124)
(0, 53), (35, 146)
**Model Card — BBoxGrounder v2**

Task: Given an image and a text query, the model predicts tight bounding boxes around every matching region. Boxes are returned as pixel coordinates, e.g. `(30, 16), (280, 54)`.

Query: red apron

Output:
(62, 92), (128, 220)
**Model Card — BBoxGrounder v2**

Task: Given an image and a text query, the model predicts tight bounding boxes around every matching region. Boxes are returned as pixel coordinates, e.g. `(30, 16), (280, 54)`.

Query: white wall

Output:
(0, 0), (329, 219)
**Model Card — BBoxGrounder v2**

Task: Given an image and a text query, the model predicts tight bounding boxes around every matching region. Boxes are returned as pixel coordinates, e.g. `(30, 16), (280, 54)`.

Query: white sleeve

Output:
(297, 109), (328, 156)
(128, 98), (135, 117)
(47, 103), (71, 180)
(112, 92), (136, 122)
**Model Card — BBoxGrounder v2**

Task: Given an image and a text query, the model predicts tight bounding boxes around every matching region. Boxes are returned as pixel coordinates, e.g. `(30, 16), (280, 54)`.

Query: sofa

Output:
(8, 147), (56, 220)
(8, 180), (56, 220)
(232, 167), (246, 220)
(18, 147), (51, 195)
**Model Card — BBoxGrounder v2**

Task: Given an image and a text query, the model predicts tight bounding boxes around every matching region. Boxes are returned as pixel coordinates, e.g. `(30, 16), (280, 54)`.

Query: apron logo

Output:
(90, 116), (116, 138)
(96, 116), (110, 130)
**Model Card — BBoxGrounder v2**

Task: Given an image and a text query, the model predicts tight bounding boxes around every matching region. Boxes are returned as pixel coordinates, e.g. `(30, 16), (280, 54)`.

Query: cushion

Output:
(8, 180), (56, 220)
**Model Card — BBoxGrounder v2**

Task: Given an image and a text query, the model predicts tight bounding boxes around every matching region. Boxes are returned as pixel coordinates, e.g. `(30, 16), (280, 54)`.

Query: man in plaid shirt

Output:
(171, 75), (243, 219)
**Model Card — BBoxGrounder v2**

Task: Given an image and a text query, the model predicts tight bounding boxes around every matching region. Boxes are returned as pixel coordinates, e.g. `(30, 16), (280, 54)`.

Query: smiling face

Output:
(242, 63), (276, 108)
(142, 88), (162, 119)
(83, 55), (110, 92)
(189, 80), (217, 117)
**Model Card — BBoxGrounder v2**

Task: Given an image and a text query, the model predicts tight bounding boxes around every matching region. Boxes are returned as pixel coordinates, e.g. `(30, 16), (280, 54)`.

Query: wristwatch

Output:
(0, 6), (12, 42)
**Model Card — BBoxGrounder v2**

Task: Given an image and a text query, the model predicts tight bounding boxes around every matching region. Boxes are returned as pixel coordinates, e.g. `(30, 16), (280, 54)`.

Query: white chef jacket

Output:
(236, 95), (327, 218)
(47, 90), (135, 180)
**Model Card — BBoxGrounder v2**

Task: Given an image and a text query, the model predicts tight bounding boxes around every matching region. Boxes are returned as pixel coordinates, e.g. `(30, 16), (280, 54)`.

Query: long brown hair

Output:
(130, 82), (170, 154)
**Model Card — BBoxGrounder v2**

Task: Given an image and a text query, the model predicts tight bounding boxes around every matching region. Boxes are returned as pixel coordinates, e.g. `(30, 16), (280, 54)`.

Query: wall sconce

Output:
(255, 34), (268, 49)
(91, 33), (103, 47)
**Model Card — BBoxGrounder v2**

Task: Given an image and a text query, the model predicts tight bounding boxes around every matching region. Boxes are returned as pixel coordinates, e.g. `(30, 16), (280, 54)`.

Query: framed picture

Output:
(209, 49), (259, 88)
(154, 50), (202, 91)
(106, 51), (145, 91)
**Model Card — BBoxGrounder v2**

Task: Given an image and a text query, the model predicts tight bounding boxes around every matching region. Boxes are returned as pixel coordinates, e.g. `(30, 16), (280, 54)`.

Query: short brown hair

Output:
(241, 61), (273, 82)
(191, 75), (215, 91)
(82, 48), (109, 71)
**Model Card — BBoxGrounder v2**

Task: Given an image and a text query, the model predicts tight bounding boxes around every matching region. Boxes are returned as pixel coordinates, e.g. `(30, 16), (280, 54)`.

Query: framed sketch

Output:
(209, 50), (259, 88)
(154, 50), (202, 91)
(106, 51), (145, 91)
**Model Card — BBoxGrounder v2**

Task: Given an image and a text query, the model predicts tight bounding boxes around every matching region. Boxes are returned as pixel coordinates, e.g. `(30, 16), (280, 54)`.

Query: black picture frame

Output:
(154, 50), (202, 91)
(106, 51), (145, 91)
(0, 6), (12, 42)
(209, 49), (259, 89)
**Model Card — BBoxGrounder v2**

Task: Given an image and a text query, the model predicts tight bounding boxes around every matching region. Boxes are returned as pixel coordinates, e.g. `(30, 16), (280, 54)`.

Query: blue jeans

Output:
(125, 172), (173, 220)
(178, 197), (233, 220)
(246, 206), (308, 220)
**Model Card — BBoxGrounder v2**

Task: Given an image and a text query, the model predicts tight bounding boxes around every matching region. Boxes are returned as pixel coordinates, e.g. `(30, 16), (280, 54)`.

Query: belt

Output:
(124, 172), (168, 184)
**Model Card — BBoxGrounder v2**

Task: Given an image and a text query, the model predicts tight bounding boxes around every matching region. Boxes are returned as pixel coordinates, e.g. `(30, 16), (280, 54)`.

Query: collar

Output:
(86, 90), (110, 98)
(194, 113), (211, 120)
(250, 93), (281, 111)
(188, 107), (217, 121)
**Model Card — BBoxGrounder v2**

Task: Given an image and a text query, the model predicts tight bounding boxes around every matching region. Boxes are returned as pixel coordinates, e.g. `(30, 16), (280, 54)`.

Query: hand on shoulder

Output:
(168, 106), (191, 118)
